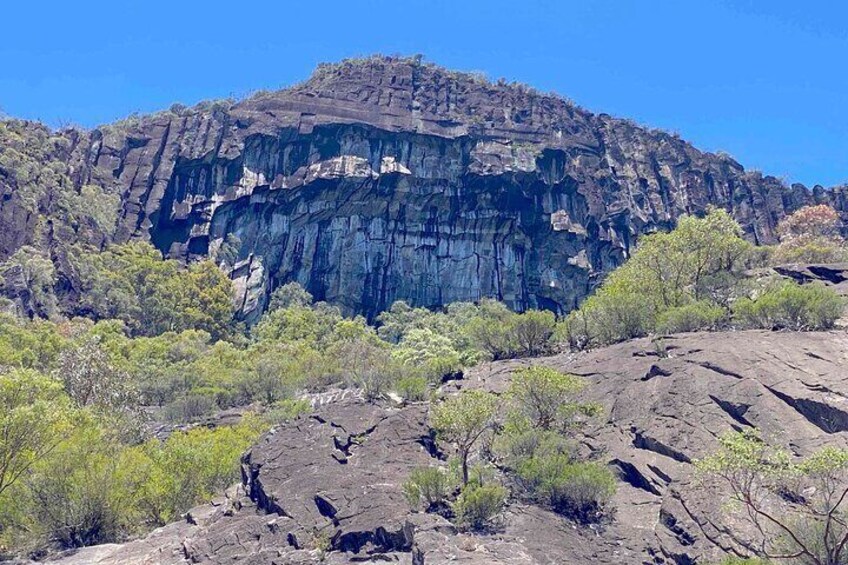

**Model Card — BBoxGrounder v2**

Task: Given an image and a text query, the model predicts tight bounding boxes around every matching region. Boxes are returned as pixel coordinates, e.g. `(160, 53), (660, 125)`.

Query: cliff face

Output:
(3, 56), (845, 320)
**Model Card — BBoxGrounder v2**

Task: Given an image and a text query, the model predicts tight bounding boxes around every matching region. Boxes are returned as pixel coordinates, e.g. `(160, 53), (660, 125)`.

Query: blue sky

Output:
(2, 0), (846, 187)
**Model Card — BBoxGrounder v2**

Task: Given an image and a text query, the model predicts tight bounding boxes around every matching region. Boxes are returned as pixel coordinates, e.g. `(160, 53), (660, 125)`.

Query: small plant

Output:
(430, 390), (498, 486)
(732, 282), (844, 331)
(452, 483), (508, 531)
(394, 375), (428, 402)
(656, 301), (727, 334)
(516, 456), (616, 523)
(507, 366), (598, 431)
(403, 466), (453, 511)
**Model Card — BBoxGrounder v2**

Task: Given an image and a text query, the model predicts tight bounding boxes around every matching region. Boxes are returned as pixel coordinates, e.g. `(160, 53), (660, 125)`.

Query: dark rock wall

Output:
(4, 57), (846, 320)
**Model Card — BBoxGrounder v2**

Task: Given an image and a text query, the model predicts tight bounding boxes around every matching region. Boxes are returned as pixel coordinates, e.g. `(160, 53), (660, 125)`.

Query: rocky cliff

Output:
(3, 55), (846, 320)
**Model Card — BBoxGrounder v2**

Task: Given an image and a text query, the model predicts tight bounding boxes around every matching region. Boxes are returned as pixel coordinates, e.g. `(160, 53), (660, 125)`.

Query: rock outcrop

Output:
(3, 56), (847, 320)
(47, 329), (848, 564)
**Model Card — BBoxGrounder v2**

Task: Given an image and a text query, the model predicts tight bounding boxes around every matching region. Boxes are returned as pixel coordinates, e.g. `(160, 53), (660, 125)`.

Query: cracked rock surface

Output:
(47, 330), (848, 564)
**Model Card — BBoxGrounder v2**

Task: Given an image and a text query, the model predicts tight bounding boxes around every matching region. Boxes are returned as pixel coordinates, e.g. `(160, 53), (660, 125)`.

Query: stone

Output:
(3, 56), (846, 322)
(45, 329), (848, 564)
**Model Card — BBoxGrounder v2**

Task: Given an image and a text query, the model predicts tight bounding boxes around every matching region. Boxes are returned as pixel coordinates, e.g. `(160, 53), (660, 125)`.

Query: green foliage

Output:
(698, 429), (848, 564)
(403, 466), (453, 511)
(16, 421), (132, 549)
(655, 301), (727, 334)
(267, 282), (313, 311)
(0, 315), (65, 371)
(263, 398), (311, 426)
(0, 369), (73, 497)
(0, 246), (58, 318)
(564, 209), (753, 347)
(331, 338), (397, 401)
(431, 390), (498, 486)
(507, 367), (597, 431)
(78, 242), (236, 339)
(515, 456), (615, 522)
(394, 375), (429, 402)
(393, 328), (463, 382)
(128, 417), (262, 526)
(451, 483), (507, 531)
(732, 282), (844, 331)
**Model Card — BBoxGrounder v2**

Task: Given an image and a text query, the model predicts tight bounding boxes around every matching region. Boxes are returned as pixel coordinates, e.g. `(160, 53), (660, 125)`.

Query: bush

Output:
(394, 375), (428, 402)
(655, 301), (727, 334)
(732, 282), (844, 331)
(431, 390), (498, 486)
(561, 208), (752, 348)
(509, 311), (556, 356)
(451, 483), (507, 531)
(263, 398), (311, 426)
(494, 420), (576, 469)
(508, 367), (596, 431)
(331, 339), (397, 401)
(562, 285), (655, 348)
(516, 456), (615, 523)
(403, 467), (453, 511)
(772, 236), (848, 264)
(393, 328), (463, 382)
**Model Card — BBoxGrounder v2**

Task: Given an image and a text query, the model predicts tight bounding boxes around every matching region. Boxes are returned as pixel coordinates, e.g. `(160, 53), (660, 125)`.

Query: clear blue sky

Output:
(2, 0), (846, 187)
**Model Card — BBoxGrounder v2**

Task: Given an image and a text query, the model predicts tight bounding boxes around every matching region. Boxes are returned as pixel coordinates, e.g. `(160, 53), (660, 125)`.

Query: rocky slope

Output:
(46, 329), (848, 565)
(3, 55), (847, 320)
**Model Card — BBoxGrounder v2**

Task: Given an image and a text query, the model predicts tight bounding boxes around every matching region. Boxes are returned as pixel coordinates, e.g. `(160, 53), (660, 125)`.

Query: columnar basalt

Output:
(3, 56), (844, 320)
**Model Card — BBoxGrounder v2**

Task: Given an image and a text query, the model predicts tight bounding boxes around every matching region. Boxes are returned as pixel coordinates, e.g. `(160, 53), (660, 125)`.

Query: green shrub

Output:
(562, 285), (655, 348)
(452, 483), (508, 531)
(431, 390), (498, 486)
(403, 466), (453, 511)
(494, 419), (576, 469)
(773, 236), (848, 264)
(263, 398), (311, 425)
(516, 456), (615, 523)
(393, 328), (463, 382)
(561, 209), (753, 348)
(655, 301), (727, 334)
(509, 310), (556, 356)
(19, 424), (132, 549)
(508, 367), (597, 431)
(732, 282), (844, 331)
(394, 375), (428, 402)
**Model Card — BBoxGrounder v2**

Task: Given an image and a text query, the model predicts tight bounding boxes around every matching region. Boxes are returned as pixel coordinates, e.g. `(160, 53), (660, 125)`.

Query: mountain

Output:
(1, 55), (845, 321)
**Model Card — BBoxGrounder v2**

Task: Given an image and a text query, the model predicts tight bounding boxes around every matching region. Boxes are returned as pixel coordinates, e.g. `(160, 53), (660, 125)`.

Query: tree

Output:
(698, 429), (848, 565)
(54, 336), (142, 440)
(267, 282), (313, 311)
(393, 328), (462, 382)
(509, 311), (557, 357)
(777, 205), (841, 241)
(508, 367), (598, 431)
(564, 209), (753, 347)
(774, 205), (847, 264)
(431, 390), (498, 486)
(0, 369), (72, 497)
(0, 246), (58, 319)
(78, 242), (235, 339)
(331, 338), (395, 401)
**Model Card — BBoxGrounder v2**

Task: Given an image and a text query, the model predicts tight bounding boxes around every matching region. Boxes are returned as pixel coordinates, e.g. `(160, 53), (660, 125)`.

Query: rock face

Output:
(4, 56), (847, 320)
(47, 329), (848, 564)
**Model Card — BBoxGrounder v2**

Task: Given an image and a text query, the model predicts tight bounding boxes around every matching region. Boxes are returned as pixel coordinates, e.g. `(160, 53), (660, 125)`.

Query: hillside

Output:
(45, 328), (848, 564)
